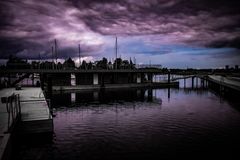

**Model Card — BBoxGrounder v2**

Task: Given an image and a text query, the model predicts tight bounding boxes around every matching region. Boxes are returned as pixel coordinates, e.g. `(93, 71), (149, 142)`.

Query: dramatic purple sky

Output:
(0, 0), (240, 68)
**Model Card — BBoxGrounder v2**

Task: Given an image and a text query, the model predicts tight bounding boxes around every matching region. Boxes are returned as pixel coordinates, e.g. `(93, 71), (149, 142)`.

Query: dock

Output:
(208, 75), (240, 92)
(207, 75), (240, 98)
(0, 87), (53, 160)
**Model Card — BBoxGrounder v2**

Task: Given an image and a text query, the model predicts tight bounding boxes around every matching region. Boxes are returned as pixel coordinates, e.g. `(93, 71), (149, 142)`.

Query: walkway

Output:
(208, 75), (240, 91)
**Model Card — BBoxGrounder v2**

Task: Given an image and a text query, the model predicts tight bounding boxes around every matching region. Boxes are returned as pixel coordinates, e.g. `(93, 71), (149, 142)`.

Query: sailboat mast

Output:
(78, 44), (81, 67)
(115, 36), (118, 69)
(54, 39), (57, 64)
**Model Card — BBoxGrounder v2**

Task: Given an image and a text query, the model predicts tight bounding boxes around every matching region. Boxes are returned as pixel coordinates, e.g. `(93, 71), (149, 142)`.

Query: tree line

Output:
(0, 56), (136, 70)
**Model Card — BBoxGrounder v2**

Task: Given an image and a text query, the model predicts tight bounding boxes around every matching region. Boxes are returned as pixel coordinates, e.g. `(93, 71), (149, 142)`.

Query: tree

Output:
(87, 62), (93, 70)
(81, 60), (87, 70)
(63, 58), (75, 69)
(96, 57), (108, 69)
(122, 60), (129, 69)
(113, 58), (123, 69)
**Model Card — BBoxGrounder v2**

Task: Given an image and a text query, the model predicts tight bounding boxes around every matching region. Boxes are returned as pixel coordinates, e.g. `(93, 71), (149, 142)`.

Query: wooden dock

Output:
(208, 75), (240, 92)
(207, 75), (240, 98)
(0, 87), (53, 160)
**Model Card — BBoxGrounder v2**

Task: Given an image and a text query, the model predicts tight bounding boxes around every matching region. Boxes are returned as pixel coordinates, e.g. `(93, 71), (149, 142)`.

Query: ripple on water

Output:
(12, 88), (240, 160)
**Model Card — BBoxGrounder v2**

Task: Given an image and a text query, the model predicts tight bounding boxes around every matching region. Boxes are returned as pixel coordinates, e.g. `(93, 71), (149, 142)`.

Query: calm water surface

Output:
(12, 78), (240, 159)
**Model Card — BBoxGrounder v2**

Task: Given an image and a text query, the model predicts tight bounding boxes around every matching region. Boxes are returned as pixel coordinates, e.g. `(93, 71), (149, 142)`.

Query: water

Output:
(12, 78), (240, 159)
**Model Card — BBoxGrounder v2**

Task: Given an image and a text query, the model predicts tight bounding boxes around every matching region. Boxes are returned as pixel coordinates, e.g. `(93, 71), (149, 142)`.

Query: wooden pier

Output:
(207, 75), (240, 97)
(208, 75), (240, 91)
(0, 87), (53, 160)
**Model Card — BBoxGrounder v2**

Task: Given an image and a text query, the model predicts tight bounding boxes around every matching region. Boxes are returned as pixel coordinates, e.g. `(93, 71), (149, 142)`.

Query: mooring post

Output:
(196, 77), (198, 88)
(168, 87), (170, 100)
(141, 73), (144, 83)
(192, 77), (194, 88)
(147, 89), (153, 101)
(201, 79), (204, 88)
(184, 78), (186, 88)
(148, 73), (153, 83)
(168, 70), (170, 84)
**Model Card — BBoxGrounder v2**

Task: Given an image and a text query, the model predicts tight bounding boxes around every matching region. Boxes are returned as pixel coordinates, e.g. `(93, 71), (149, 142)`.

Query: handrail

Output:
(5, 93), (21, 133)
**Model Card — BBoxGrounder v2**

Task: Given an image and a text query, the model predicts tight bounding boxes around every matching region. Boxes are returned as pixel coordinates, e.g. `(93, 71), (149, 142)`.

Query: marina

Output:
(0, 71), (240, 159)
(0, 0), (240, 159)
(8, 78), (240, 160)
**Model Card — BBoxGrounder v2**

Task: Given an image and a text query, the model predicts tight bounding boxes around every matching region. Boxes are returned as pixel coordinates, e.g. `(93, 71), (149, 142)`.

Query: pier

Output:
(0, 69), (180, 92)
(0, 87), (53, 160)
(207, 75), (240, 97)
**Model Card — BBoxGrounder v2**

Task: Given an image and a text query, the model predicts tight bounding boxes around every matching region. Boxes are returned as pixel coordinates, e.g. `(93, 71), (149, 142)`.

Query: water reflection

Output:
(51, 88), (162, 107)
(11, 77), (240, 160)
(50, 77), (210, 107)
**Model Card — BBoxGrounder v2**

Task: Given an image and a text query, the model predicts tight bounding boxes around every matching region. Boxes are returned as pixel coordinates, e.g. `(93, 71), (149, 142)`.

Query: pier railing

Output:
(3, 94), (21, 133)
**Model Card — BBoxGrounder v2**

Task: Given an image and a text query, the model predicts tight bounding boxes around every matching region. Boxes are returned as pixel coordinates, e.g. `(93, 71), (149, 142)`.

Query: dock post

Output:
(192, 77), (194, 89)
(141, 73), (145, 83)
(196, 77), (198, 88)
(168, 87), (170, 100)
(201, 79), (204, 88)
(148, 73), (153, 83)
(147, 89), (153, 101)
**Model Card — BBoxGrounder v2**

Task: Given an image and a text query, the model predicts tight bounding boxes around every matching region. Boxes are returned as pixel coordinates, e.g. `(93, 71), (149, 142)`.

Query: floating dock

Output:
(208, 75), (240, 98)
(0, 87), (53, 160)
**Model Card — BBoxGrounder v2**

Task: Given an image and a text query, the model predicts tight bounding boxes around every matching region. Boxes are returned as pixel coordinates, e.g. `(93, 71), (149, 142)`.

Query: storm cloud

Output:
(0, 0), (240, 67)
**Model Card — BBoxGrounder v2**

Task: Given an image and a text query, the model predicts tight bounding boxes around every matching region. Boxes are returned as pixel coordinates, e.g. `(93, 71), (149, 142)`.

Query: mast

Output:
(54, 39), (57, 64)
(115, 36), (118, 69)
(52, 46), (54, 69)
(38, 52), (41, 69)
(78, 44), (81, 67)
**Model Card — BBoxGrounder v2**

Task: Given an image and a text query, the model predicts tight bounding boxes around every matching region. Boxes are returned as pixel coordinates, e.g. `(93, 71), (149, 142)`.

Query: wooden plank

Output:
(20, 101), (51, 121)
(0, 87), (53, 135)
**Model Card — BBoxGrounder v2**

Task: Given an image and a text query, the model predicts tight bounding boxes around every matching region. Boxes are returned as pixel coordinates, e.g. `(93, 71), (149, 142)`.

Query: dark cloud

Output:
(207, 38), (240, 49)
(0, 0), (240, 59)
